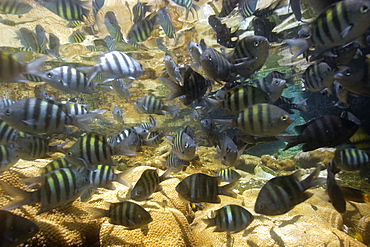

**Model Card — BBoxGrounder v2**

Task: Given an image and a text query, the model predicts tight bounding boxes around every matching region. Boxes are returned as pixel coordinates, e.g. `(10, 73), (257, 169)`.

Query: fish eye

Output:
(5, 108), (12, 116)
(67, 151), (73, 156)
(207, 54), (212, 60)
(58, 80), (63, 84)
(344, 69), (352, 76)
(46, 72), (53, 78)
(184, 142), (189, 148)
(281, 115), (289, 121)
(254, 40), (260, 46)
(360, 4), (369, 13)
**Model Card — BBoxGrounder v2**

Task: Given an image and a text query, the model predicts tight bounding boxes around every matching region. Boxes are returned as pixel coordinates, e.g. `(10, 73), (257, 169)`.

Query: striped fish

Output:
(132, 0), (151, 23)
(0, 119), (19, 145)
(17, 27), (43, 54)
(134, 95), (178, 116)
(277, 115), (359, 152)
(0, 210), (39, 247)
(65, 132), (116, 168)
(200, 119), (221, 147)
(104, 35), (115, 51)
(35, 25), (48, 53)
(0, 51), (46, 83)
(79, 51), (143, 84)
(247, 75), (286, 103)
(176, 173), (237, 203)
(108, 127), (141, 152)
(0, 144), (19, 172)
(218, 0), (238, 17)
(163, 151), (189, 174)
(217, 168), (241, 183)
(47, 33), (61, 60)
(0, 168), (91, 214)
(169, 129), (196, 161)
(0, 0), (32, 14)
(129, 169), (165, 201)
(37, 0), (90, 22)
(0, 97), (101, 134)
(302, 62), (336, 92)
(41, 66), (94, 94)
(104, 11), (124, 43)
(255, 165), (325, 215)
(93, 0), (105, 21)
(42, 157), (77, 175)
(326, 161), (346, 213)
(239, 0), (258, 18)
(14, 135), (66, 160)
(127, 13), (157, 43)
(285, 0), (370, 59)
(230, 103), (294, 137)
(203, 204), (254, 233)
(333, 148), (370, 171)
(80, 164), (131, 189)
(219, 133), (246, 167)
(158, 7), (176, 39)
(112, 78), (133, 102)
(89, 201), (152, 228)
(68, 30), (86, 43)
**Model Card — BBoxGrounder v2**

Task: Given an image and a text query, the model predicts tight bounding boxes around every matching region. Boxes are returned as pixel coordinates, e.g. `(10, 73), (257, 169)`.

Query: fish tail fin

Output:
(275, 135), (300, 150)
(113, 133), (137, 156)
(70, 109), (107, 132)
(86, 206), (108, 219)
(202, 217), (215, 228)
(116, 172), (133, 189)
(165, 103), (180, 117)
(159, 76), (184, 100)
(284, 38), (310, 60)
(0, 181), (33, 210)
(218, 180), (237, 198)
(364, 194), (370, 202)
(26, 55), (47, 76)
(300, 164), (326, 190)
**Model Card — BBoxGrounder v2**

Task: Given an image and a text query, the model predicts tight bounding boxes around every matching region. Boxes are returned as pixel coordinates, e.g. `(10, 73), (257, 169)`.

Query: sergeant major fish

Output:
(129, 169), (167, 201)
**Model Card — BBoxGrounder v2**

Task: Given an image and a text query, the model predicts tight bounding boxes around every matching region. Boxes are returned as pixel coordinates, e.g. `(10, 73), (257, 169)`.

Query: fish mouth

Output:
(333, 73), (344, 80)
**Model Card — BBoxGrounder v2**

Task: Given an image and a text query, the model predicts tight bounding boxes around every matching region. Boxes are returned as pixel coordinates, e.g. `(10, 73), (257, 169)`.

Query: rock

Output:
(294, 148), (335, 168)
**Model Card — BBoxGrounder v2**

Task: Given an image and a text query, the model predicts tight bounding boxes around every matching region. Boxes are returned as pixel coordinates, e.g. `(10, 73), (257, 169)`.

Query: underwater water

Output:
(0, 0), (370, 246)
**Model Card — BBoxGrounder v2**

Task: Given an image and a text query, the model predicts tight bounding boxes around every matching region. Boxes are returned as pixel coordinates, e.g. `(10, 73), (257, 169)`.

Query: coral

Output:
(260, 155), (296, 171)
(294, 148), (336, 168)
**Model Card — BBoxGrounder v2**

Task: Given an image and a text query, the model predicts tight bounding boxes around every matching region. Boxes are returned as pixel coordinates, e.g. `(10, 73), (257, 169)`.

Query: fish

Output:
(41, 157), (77, 175)
(40, 66), (95, 94)
(219, 103), (294, 137)
(0, 119), (20, 145)
(59, 101), (91, 116)
(247, 73), (286, 102)
(339, 186), (370, 203)
(334, 56), (370, 96)
(36, 0), (91, 22)
(14, 135), (66, 160)
(132, 0), (151, 23)
(160, 67), (211, 106)
(203, 204), (254, 233)
(332, 148), (370, 171)
(92, 0), (105, 22)
(216, 168), (241, 183)
(0, 168), (91, 214)
(284, 0), (370, 59)
(0, 210), (39, 247)
(200, 118), (221, 147)
(163, 151), (190, 174)
(0, 52), (46, 83)
(218, 0), (238, 17)
(163, 55), (182, 82)
(79, 51), (143, 84)
(326, 161), (346, 213)
(129, 169), (166, 201)
(89, 201), (152, 228)
(79, 187), (97, 202)
(239, 0), (257, 18)
(0, 144), (19, 172)
(0, 0), (32, 15)
(208, 15), (240, 48)
(313, 41), (359, 65)
(218, 133), (247, 167)
(68, 30), (86, 43)
(104, 11), (124, 43)
(108, 127), (141, 152)
(0, 97), (103, 134)
(274, 96), (308, 114)
(349, 127), (370, 151)
(290, 0), (302, 21)
(252, 17), (278, 42)
(226, 35), (270, 77)
(47, 33), (61, 60)
(187, 41), (204, 71)
(277, 115), (359, 152)
(112, 105), (124, 123)
(254, 165), (325, 215)
(111, 79), (134, 102)
(35, 25), (48, 53)
(126, 13), (157, 44)
(134, 95), (178, 116)
(65, 132), (134, 168)
(80, 164), (131, 189)
(17, 27), (43, 54)
(104, 35), (115, 51)
(175, 173), (237, 203)
(168, 127), (197, 161)
(302, 62), (336, 92)
(158, 7), (176, 39)
(306, 0), (339, 14)
(200, 47), (237, 83)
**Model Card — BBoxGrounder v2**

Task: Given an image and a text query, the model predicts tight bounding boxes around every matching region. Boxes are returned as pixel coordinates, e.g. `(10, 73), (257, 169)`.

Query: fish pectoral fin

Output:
(21, 119), (38, 126)
(340, 25), (353, 39)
